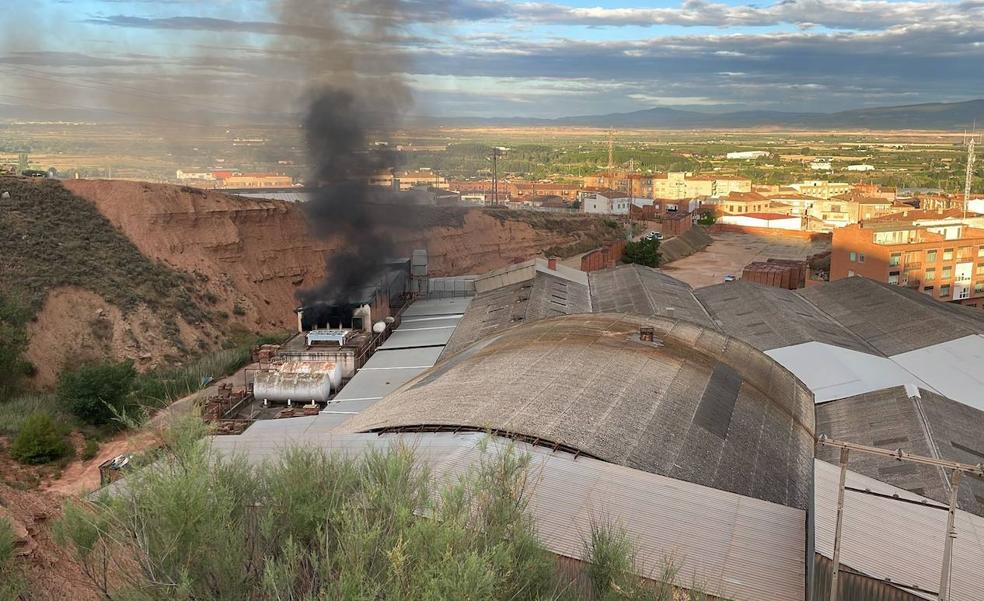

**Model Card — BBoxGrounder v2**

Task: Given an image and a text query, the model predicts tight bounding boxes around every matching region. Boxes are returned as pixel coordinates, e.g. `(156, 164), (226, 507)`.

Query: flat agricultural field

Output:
(661, 231), (830, 289)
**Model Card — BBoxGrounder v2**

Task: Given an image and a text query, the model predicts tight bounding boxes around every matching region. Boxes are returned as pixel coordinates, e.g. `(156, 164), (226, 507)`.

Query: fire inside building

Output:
(227, 251), (429, 416)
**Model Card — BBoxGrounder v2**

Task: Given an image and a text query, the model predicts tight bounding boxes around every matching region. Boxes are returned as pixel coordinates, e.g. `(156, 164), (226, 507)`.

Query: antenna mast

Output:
(964, 136), (976, 221)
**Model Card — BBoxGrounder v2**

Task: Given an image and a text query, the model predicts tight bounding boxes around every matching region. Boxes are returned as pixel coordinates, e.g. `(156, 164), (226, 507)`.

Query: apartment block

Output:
(831, 221), (984, 307)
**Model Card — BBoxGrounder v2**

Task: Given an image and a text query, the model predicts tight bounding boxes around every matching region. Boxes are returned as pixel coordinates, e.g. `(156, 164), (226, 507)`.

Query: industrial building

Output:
(208, 256), (984, 600)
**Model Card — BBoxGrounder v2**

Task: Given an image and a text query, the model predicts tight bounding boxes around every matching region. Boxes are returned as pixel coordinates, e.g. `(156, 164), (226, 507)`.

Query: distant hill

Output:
(430, 99), (984, 130)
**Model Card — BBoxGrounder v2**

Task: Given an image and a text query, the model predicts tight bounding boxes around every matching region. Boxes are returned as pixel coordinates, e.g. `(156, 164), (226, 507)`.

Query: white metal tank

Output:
(253, 361), (340, 404)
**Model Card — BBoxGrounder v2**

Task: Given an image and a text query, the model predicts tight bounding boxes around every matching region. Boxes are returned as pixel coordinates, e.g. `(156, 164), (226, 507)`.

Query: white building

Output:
(580, 190), (631, 215)
(720, 213), (801, 230)
(847, 164), (875, 172)
(810, 159), (833, 171)
(176, 170), (215, 181)
(726, 151), (770, 160)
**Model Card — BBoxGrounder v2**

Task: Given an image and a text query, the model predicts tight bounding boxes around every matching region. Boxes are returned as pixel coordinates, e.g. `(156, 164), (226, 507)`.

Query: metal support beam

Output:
(817, 435), (984, 477)
(829, 447), (850, 601)
(939, 469), (962, 601)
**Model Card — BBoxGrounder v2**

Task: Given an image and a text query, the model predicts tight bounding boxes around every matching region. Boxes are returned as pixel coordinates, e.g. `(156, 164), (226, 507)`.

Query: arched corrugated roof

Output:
(341, 313), (816, 509)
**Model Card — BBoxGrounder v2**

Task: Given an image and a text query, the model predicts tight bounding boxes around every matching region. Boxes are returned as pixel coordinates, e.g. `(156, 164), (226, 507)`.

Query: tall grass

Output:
(133, 346), (254, 409)
(0, 393), (69, 437)
(54, 421), (730, 601)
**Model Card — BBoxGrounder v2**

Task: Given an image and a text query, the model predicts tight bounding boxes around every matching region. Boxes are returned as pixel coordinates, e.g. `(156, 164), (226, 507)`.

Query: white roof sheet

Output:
(890, 335), (984, 412)
(815, 459), (984, 601)
(765, 341), (935, 403)
(210, 431), (805, 601)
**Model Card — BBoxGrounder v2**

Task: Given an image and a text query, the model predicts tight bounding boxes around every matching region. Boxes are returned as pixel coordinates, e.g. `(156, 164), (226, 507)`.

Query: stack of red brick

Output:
(741, 259), (808, 290)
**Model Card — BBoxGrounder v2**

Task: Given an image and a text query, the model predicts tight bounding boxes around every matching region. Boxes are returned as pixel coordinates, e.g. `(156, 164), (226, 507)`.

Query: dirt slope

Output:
(64, 180), (615, 330)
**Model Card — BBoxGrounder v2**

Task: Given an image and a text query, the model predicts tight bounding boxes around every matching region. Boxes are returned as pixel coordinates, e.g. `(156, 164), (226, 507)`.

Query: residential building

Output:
(790, 180), (852, 200)
(651, 172), (751, 200)
(831, 220), (984, 307)
(216, 173), (293, 188)
(847, 164), (875, 172)
(579, 188), (622, 214)
(761, 192), (822, 216)
(394, 168), (448, 191)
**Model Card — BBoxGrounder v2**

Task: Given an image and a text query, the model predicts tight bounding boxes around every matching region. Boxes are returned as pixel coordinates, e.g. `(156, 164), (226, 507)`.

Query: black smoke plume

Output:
(296, 89), (404, 307)
(277, 0), (413, 309)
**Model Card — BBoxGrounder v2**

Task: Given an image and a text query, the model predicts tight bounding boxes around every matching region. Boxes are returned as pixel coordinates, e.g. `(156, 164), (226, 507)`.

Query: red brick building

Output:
(831, 220), (984, 307)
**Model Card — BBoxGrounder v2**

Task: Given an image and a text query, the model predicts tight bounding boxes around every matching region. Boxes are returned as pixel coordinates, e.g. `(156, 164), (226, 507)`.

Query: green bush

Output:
(623, 237), (661, 268)
(696, 212), (717, 226)
(57, 360), (137, 426)
(81, 438), (99, 461)
(9, 411), (73, 465)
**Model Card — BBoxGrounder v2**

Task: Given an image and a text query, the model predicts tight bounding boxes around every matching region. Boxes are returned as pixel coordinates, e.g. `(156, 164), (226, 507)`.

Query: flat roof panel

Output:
(380, 326), (457, 349)
(766, 341), (935, 403)
(890, 335), (984, 412)
(330, 367), (430, 403)
(400, 297), (472, 317)
(361, 347), (444, 369)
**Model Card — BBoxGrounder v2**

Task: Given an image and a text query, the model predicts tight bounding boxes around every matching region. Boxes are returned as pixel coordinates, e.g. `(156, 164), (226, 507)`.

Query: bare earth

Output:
(661, 231), (830, 289)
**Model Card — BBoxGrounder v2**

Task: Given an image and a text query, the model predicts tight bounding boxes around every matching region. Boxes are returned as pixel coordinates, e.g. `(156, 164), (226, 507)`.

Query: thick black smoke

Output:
(278, 0), (414, 308)
(296, 88), (404, 306)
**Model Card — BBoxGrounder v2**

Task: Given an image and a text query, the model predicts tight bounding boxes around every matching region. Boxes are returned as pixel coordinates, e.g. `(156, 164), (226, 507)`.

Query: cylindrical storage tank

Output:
(252, 361), (340, 403)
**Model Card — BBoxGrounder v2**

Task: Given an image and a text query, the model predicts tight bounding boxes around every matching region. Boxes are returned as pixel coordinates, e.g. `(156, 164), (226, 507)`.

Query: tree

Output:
(57, 360), (137, 426)
(623, 237), (661, 268)
(0, 295), (33, 400)
(9, 412), (72, 464)
(697, 212), (717, 226)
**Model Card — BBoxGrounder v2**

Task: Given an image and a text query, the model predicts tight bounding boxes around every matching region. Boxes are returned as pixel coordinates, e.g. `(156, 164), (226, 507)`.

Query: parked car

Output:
(723, 275), (737, 282)
(644, 231), (663, 241)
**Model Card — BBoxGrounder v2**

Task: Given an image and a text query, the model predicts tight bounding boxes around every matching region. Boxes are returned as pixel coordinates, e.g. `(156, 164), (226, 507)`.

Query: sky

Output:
(1, 0), (982, 121)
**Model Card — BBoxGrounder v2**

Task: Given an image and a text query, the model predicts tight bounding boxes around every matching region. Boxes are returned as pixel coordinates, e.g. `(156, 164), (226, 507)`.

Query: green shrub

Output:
(9, 412), (73, 465)
(57, 360), (137, 426)
(81, 438), (99, 461)
(697, 212), (717, 226)
(623, 237), (661, 268)
(0, 518), (15, 565)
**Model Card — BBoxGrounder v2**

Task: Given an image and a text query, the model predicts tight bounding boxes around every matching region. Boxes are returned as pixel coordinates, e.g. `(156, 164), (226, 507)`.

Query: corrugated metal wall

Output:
(813, 555), (926, 601)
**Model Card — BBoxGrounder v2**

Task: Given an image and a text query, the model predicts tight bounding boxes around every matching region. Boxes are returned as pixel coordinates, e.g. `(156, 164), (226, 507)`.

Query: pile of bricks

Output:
(202, 383), (249, 422)
(275, 403), (321, 419)
(741, 259), (808, 290)
(253, 344), (281, 363)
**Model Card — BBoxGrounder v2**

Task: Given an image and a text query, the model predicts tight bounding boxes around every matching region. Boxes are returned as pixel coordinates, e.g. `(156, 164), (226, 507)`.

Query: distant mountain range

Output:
(430, 99), (984, 130)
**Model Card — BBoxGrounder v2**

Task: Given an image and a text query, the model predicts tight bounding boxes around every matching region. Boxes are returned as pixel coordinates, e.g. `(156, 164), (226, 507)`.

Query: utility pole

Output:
(607, 128), (615, 190)
(490, 147), (507, 206)
(817, 436), (984, 601)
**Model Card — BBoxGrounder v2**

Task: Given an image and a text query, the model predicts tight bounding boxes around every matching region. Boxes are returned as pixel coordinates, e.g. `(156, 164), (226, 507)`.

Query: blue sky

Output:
(1, 0), (982, 121)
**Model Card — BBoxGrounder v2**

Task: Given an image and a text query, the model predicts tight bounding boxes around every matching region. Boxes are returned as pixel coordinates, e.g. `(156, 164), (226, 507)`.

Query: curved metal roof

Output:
(341, 313), (816, 509)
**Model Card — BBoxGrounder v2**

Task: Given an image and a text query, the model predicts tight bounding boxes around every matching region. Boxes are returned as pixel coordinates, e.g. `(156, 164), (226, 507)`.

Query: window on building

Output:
(977, 263), (984, 276)
(923, 286), (934, 294)
(979, 246), (984, 258)
(849, 252), (857, 262)
(943, 266), (952, 279)
(831, 204), (841, 213)
(889, 253), (901, 267)
(926, 268), (936, 281)
(888, 272), (900, 285)
(859, 253), (865, 263)
(927, 249), (938, 263)
(976, 282), (984, 294)
(940, 284), (951, 297)
(944, 248), (954, 261)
